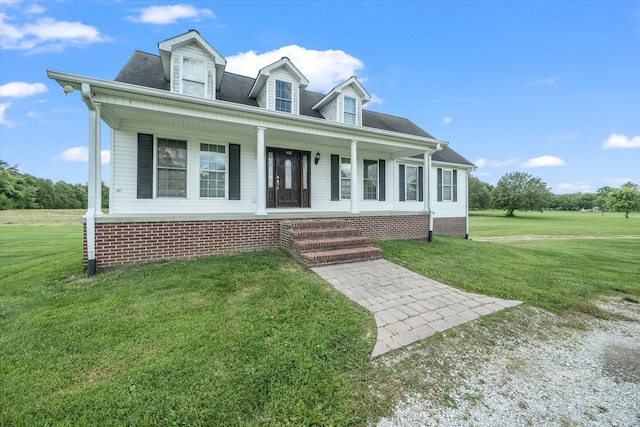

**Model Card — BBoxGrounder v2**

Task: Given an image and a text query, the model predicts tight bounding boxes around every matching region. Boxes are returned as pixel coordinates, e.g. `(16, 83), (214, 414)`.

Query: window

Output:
(341, 157), (351, 199)
(200, 144), (226, 198)
(157, 138), (187, 197)
(275, 80), (292, 113)
(344, 96), (356, 124)
(442, 169), (453, 201)
(363, 160), (378, 200)
(406, 166), (418, 201)
(182, 57), (205, 97)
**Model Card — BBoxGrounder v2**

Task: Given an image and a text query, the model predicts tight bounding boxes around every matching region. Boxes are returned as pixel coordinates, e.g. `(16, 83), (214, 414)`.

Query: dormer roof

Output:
(312, 76), (371, 111)
(158, 29), (227, 89)
(248, 57), (309, 99)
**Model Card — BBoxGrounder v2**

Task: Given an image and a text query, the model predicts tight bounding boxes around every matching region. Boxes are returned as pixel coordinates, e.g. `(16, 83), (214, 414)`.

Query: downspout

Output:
(81, 83), (98, 276)
(466, 166), (477, 240)
(426, 143), (443, 242)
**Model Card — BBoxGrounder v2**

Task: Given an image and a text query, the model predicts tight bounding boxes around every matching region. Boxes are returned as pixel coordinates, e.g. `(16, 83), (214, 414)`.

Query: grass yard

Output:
(1, 209), (639, 425)
(469, 209), (640, 237)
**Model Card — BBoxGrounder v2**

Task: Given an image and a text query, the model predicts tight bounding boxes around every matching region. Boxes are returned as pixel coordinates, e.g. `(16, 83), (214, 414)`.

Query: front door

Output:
(266, 148), (310, 208)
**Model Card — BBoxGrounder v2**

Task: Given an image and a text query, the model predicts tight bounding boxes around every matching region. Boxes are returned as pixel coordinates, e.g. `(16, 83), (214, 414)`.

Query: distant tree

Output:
(622, 181), (639, 190)
(605, 185), (640, 218)
(490, 172), (552, 217)
(596, 186), (613, 212)
(468, 175), (492, 210)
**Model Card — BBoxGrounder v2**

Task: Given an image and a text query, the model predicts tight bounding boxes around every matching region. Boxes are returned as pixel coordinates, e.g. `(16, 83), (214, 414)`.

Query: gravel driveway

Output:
(376, 298), (640, 427)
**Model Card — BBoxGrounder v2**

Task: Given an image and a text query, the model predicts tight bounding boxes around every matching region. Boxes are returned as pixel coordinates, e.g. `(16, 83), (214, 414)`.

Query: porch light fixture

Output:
(314, 151), (321, 165)
(63, 85), (74, 95)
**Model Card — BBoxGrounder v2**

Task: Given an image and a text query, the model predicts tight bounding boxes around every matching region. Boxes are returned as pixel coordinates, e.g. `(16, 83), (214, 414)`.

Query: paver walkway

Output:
(312, 259), (522, 358)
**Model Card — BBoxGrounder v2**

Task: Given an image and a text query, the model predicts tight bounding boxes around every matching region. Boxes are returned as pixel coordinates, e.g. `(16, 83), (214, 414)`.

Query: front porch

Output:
(83, 211), (438, 270)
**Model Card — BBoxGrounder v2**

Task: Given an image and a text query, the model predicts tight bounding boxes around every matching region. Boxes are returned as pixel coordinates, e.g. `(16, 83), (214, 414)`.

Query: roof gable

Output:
(312, 76), (371, 111)
(158, 30), (226, 88)
(248, 57), (309, 99)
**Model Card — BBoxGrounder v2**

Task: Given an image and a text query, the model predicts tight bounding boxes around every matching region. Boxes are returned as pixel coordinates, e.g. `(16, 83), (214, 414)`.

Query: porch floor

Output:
(312, 259), (521, 359)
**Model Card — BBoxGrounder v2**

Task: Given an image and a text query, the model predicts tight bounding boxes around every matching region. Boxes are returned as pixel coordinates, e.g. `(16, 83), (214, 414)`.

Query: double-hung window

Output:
(182, 57), (206, 97)
(200, 144), (226, 198)
(341, 158), (351, 199)
(344, 97), (356, 124)
(442, 170), (453, 201)
(157, 138), (187, 197)
(275, 80), (292, 113)
(406, 166), (418, 201)
(363, 160), (378, 200)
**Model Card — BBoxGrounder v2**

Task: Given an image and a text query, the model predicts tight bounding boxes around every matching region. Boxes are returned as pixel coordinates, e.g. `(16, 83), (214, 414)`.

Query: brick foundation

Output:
(84, 213), (466, 270)
(434, 217), (468, 238)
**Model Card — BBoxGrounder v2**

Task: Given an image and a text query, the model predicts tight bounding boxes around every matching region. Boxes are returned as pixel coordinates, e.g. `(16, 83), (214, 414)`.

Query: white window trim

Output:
(442, 168), (453, 202)
(198, 142), (228, 200)
(180, 55), (208, 98)
(363, 159), (378, 200)
(405, 165), (418, 201)
(275, 79), (293, 113)
(343, 96), (356, 124)
(155, 136), (188, 199)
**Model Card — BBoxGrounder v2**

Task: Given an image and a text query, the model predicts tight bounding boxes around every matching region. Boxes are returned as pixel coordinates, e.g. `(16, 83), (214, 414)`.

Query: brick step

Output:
(284, 219), (352, 230)
(301, 246), (383, 266)
(294, 236), (372, 252)
(289, 227), (362, 240)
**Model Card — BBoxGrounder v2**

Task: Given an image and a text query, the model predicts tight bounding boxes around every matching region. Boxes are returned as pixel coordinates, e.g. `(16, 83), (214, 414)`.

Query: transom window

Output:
(363, 159), (378, 200)
(182, 57), (206, 97)
(406, 166), (418, 201)
(157, 138), (187, 197)
(442, 169), (453, 201)
(199, 144), (226, 198)
(344, 97), (356, 124)
(341, 157), (351, 199)
(275, 80), (292, 113)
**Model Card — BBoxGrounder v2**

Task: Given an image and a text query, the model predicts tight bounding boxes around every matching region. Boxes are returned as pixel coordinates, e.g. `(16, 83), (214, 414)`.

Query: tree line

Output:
(0, 160), (109, 210)
(470, 171), (640, 218)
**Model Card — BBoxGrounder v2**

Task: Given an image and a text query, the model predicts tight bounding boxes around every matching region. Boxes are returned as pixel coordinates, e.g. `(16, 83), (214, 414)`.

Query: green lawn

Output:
(1, 210), (639, 425)
(470, 209), (640, 237)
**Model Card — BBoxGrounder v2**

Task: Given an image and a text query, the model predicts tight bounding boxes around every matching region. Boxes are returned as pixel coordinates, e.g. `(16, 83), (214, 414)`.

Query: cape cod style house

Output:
(47, 30), (474, 275)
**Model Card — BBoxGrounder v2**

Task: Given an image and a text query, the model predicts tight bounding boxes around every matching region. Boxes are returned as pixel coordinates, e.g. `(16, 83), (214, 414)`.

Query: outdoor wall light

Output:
(63, 85), (74, 95)
(315, 151), (321, 165)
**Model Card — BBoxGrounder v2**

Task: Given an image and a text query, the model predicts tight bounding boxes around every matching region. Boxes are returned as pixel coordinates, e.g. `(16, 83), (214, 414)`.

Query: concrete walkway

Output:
(312, 259), (522, 359)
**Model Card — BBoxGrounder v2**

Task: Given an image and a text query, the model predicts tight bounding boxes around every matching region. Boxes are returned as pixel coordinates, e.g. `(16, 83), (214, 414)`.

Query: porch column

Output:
(94, 103), (102, 216)
(423, 150), (430, 212)
(350, 140), (359, 213)
(85, 98), (98, 275)
(255, 126), (267, 215)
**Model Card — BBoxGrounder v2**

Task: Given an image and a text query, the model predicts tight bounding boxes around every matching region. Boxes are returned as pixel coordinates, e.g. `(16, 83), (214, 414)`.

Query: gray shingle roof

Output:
(114, 50), (474, 166)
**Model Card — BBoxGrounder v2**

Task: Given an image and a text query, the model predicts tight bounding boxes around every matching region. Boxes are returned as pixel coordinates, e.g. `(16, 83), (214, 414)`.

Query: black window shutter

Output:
(418, 166), (424, 202)
(330, 154), (339, 201)
(399, 164), (405, 201)
(229, 144), (241, 200)
(437, 168), (443, 202)
(137, 133), (153, 199)
(378, 159), (386, 201)
(453, 170), (458, 202)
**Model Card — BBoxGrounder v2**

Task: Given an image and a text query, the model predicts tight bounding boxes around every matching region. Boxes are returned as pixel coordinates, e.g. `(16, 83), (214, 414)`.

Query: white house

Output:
(47, 30), (474, 275)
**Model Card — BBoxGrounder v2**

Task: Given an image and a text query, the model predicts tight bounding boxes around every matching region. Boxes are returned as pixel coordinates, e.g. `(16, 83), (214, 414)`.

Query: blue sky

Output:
(1, 0), (639, 193)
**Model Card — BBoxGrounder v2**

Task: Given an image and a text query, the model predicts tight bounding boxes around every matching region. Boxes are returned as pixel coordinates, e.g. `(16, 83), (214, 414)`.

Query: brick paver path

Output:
(312, 259), (522, 358)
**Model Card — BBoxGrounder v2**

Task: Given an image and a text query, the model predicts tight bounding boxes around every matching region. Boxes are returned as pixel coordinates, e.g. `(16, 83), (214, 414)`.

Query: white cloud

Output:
(554, 182), (593, 193)
(55, 147), (110, 164)
(604, 178), (633, 187)
(0, 81), (48, 98)
(127, 4), (215, 25)
(25, 4), (45, 14)
(602, 133), (640, 149)
(367, 94), (383, 106)
(226, 45), (365, 93)
(442, 117), (452, 125)
(474, 157), (519, 168)
(0, 102), (13, 126)
(526, 78), (557, 86)
(0, 11), (106, 52)
(521, 155), (566, 168)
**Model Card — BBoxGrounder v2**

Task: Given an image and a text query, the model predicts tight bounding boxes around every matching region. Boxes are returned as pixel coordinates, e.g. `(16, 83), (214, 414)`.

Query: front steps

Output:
(281, 220), (382, 266)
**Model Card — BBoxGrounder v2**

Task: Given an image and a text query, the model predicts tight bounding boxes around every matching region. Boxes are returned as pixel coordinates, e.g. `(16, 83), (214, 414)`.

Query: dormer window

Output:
(344, 97), (356, 124)
(182, 57), (206, 97)
(275, 80), (292, 113)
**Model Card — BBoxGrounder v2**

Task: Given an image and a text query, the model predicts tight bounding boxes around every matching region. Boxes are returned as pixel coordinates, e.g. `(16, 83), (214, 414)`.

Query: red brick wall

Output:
(434, 217), (468, 238)
(84, 214), (466, 269)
